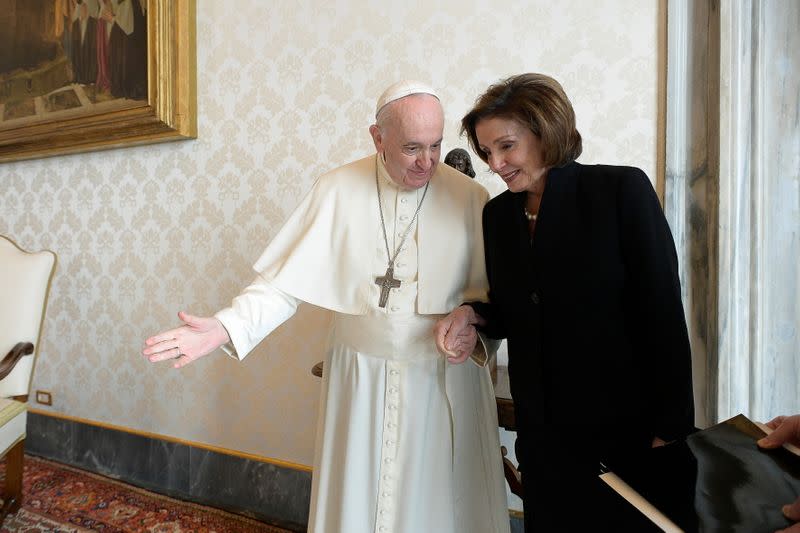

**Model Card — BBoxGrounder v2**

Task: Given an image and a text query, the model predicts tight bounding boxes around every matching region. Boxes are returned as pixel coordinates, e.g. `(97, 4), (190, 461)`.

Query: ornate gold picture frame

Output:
(0, 0), (196, 164)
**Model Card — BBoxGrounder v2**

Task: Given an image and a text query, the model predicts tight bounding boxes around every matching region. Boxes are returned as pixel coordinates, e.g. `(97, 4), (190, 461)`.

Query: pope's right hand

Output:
(434, 305), (481, 364)
(142, 311), (230, 369)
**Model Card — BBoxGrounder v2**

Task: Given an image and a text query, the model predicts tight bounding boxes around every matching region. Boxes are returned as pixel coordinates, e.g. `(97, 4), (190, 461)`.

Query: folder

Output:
(600, 414), (800, 532)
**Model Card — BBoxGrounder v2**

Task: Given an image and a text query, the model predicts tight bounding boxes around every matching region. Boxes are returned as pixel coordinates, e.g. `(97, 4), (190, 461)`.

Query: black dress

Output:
(471, 161), (695, 531)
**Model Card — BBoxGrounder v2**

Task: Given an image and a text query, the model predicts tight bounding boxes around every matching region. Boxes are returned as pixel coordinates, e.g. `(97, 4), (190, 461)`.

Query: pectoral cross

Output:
(375, 265), (401, 308)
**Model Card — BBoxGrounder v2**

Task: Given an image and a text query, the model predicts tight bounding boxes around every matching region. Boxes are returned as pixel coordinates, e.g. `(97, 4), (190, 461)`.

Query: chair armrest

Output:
(501, 445), (524, 498)
(0, 342), (33, 380)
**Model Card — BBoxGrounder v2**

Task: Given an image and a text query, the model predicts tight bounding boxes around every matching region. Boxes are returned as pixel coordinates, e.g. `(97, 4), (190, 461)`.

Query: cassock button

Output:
(530, 291), (540, 304)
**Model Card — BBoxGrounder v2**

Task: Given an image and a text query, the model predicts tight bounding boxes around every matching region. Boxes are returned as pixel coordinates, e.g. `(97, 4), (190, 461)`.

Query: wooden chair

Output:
(494, 365), (523, 498)
(0, 235), (56, 522)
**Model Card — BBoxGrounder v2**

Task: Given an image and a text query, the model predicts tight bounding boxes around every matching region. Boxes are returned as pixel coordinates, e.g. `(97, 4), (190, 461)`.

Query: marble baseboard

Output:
(25, 411), (310, 532)
(25, 411), (524, 531)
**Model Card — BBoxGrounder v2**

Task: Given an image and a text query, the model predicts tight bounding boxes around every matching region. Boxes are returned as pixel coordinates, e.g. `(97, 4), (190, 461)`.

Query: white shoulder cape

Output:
(252, 154), (489, 315)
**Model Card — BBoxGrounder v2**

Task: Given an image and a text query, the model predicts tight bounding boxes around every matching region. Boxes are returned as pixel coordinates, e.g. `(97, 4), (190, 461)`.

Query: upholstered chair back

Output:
(0, 236), (56, 398)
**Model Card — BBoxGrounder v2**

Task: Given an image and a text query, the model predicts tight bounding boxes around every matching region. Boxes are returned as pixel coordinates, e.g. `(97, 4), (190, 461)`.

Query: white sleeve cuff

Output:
(471, 331), (500, 368)
(220, 341), (239, 360)
(214, 274), (299, 360)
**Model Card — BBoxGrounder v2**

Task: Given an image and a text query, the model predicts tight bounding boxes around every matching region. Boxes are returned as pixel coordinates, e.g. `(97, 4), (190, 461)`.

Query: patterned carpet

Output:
(0, 455), (293, 532)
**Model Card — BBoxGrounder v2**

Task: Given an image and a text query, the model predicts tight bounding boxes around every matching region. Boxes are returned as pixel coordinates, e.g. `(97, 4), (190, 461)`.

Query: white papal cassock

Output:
(215, 154), (509, 533)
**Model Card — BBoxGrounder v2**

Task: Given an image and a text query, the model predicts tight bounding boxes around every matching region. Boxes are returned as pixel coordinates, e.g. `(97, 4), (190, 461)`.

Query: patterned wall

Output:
(0, 0), (659, 467)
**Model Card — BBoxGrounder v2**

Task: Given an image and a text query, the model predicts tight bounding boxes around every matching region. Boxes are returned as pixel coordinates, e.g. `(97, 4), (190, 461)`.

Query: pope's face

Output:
(370, 94), (444, 189)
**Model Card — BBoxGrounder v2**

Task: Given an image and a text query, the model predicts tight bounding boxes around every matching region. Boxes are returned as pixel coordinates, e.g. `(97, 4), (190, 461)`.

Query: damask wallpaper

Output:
(0, 0), (660, 468)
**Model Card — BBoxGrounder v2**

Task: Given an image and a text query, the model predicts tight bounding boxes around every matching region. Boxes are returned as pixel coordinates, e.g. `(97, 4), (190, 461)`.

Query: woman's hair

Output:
(461, 73), (582, 168)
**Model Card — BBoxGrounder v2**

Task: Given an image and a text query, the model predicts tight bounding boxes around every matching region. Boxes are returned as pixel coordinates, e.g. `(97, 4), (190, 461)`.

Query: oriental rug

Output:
(0, 455), (292, 532)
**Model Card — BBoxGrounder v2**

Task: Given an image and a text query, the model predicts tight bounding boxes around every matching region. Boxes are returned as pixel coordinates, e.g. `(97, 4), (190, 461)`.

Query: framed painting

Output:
(0, 0), (196, 163)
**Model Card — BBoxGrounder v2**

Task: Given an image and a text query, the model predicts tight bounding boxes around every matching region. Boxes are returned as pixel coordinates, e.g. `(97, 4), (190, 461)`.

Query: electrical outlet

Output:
(35, 390), (52, 406)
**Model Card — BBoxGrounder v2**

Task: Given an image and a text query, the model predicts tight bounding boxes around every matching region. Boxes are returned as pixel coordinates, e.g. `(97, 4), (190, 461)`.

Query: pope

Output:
(142, 80), (510, 533)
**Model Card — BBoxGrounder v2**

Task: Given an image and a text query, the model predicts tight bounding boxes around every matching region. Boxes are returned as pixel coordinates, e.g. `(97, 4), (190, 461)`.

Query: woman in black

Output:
(436, 73), (695, 531)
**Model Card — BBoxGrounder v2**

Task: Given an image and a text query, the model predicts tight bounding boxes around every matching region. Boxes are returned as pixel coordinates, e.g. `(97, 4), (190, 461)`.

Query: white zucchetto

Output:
(375, 80), (440, 117)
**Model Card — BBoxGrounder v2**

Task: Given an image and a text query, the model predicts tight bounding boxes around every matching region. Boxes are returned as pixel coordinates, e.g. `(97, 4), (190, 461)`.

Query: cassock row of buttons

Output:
(382, 188), (417, 314)
(375, 363), (402, 532)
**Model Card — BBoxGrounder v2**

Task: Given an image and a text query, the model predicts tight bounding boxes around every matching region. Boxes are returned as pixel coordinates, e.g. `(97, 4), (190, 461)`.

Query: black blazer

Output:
(472, 162), (695, 474)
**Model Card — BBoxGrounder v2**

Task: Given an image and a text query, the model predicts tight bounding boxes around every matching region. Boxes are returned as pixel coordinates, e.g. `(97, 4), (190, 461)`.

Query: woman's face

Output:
(474, 117), (548, 193)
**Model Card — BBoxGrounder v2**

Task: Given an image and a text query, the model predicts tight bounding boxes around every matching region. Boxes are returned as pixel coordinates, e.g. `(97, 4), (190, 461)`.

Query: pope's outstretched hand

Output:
(142, 311), (230, 369)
